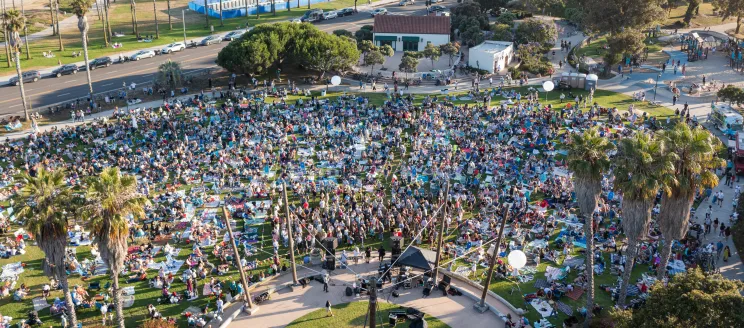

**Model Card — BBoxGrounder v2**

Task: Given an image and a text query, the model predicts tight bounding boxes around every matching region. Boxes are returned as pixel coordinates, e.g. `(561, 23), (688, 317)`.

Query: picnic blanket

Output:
(122, 295), (135, 308)
(530, 299), (555, 318)
(565, 287), (584, 301)
(453, 266), (473, 278)
(555, 301), (573, 316)
(182, 305), (202, 315)
(204, 195), (221, 208)
(0, 262), (24, 281)
(545, 266), (568, 281)
(533, 279), (550, 290)
(626, 285), (640, 297)
(32, 297), (50, 312)
(562, 255), (585, 269)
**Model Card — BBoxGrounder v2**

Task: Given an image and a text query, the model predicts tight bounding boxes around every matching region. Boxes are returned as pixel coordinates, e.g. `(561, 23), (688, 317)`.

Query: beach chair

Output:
(88, 281), (101, 291)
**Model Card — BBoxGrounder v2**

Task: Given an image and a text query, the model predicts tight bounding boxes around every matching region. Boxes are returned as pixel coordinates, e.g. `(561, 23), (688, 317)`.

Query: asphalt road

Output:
(0, 0), (452, 116)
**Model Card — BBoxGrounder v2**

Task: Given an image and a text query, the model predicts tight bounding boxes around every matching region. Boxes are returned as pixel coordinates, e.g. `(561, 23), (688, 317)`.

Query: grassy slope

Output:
(0, 87), (673, 327)
(662, 3), (735, 28)
(0, 0), (374, 75)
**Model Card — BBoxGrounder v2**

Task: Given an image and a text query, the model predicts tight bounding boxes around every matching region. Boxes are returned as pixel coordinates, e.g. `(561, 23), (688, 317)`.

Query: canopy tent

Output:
(396, 246), (437, 271)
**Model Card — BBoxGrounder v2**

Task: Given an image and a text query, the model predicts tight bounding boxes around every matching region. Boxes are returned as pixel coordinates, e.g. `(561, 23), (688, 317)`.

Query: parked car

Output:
(52, 64), (79, 77)
(200, 35), (222, 46)
(223, 30), (246, 41)
(89, 56), (112, 70)
(302, 9), (324, 22)
(399, 0), (414, 6)
(339, 8), (355, 16)
(322, 11), (338, 20)
(429, 5), (446, 12)
(9, 70), (40, 86)
(131, 50), (156, 61)
(161, 42), (186, 54)
(370, 8), (387, 16)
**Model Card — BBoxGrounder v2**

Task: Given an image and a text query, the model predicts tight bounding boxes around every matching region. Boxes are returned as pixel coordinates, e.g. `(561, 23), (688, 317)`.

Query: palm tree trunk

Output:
(657, 239), (673, 280)
(21, 1), (30, 59)
(204, 0), (210, 27)
(153, 0), (159, 38)
(105, 0), (112, 38)
(60, 274), (78, 328)
(583, 214), (595, 327)
(81, 30), (93, 95)
(101, 0), (109, 46)
(2, 1), (10, 68)
(49, 0), (56, 35)
(219, 0), (223, 26)
(167, 0), (172, 29)
(130, 0), (139, 36)
(271, 0), (275, 15)
(618, 239), (639, 306)
(14, 51), (29, 120)
(112, 274), (125, 328)
(55, 0), (63, 51)
(255, 0), (259, 19)
(657, 191), (694, 279)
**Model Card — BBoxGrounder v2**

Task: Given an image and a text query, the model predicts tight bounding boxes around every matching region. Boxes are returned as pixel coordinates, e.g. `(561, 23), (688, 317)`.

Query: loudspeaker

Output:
(326, 257), (336, 271)
(324, 237), (338, 250)
(442, 275), (451, 285)
(345, 286), (353, 296)
(392, 291), (400, 298)
(391, 236), (404, 253)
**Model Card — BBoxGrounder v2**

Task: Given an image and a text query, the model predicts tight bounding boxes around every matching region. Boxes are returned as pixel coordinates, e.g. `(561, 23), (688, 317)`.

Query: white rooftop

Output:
(470, 41), (513, 54)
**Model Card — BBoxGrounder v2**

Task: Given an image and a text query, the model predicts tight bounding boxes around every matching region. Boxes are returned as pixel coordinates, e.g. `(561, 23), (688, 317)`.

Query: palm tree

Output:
(656, 123), (724, 279)
(155, 59), (182, 91)
(55, 0), (63, 51)
(71, 0), (95, 96)
(15, 168), (79, 328)
(204, 0), (210, 27)
(4, 9), (30, 120)
(152, 0), (159, 38)
(219, 0), (224, 26)
(130, 0), (139, 36)
(166, 0), (172, 30)
(98, 0), (109, 47)
(82, 167), (147, 328)
(614, 132), (672, 306)
(566, 127), (615, 327)
(49, 0), (56, 35)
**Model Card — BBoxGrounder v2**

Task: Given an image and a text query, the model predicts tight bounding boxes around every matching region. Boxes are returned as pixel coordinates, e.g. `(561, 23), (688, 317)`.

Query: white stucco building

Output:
(372, 15), (450, 52)
(468, 41), (514, 73)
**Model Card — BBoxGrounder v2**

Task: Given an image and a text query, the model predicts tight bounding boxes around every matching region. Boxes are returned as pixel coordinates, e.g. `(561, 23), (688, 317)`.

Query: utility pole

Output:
(475, 205), (511, 312)
(432, 181), (449, 284)
(282, 183), (298, 285)
(221, 206), (256, 311)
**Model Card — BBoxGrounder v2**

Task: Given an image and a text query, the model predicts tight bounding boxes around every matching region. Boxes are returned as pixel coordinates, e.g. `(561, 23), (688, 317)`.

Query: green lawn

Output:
(286, 301), (451, 328)
(0, 0), (376, 75)
(662, 3), (735, 28)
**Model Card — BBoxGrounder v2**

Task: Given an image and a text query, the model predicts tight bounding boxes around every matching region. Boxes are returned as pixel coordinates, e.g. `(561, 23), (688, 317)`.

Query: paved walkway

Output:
(230, 257), (516, 328)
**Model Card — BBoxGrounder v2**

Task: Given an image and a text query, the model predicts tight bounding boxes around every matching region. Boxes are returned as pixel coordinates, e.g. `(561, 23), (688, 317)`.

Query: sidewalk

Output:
(690, 171), (743, 281)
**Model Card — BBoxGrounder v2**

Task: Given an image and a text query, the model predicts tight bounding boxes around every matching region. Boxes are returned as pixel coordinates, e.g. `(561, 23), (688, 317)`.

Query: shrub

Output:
(495, 12), (517, 26)
(333, 29), (353, 38)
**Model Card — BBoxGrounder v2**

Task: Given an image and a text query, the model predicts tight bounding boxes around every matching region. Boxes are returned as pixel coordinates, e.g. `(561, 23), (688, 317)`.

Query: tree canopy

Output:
(713, 0), (744, 33)
(515, 18), (557, 51)
(583, 0), (665, 34)
(491, 24), (514, 42)
(452, 2), (490, 31)
(611, 269), (744, 328)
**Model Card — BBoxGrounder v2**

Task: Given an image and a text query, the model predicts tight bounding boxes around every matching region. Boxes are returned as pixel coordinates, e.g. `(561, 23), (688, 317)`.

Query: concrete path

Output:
(229, 257), (516, 328)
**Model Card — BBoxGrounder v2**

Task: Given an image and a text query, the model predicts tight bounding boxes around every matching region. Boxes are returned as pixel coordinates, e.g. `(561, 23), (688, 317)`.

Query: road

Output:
(0, 0), (453, 116)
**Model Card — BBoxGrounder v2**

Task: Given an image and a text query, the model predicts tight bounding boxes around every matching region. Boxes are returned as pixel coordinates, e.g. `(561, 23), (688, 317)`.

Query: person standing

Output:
(216, 297), (224, 315)
(723, 245), (731, 262)
(101, 302), (108, 325)
(323, 274), (329, 292)
(365, 246), (372, 263)
(725, 226), (731, 241)
(326, 300), (334, 317)
(716, 240), (724, 260)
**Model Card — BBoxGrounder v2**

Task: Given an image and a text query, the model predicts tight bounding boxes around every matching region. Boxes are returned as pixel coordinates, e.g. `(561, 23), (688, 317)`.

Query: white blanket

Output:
(530, 299), (555, 318)
(0, 262), (24, 281)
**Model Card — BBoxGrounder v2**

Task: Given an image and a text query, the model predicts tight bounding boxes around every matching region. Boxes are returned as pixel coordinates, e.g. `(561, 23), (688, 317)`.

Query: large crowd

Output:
(0, 83), (730, 327)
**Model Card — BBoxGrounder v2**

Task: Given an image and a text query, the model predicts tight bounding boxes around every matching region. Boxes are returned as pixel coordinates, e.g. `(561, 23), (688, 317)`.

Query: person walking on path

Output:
(326, 300), (334, 317)
(725, 226), (731, 241)
(716, 240), (724, 260)
(714, 217), (720, 233)
(720, 223), (726, 237)
(723, 246), (731, 262)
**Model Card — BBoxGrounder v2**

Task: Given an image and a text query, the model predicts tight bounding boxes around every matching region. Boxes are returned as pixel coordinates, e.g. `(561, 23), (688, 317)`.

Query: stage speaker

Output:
(326, 257), (336, 271)
(423, 286), (431, 296)
(324, 237), (338, 255)
(391, 236), (404, 253)
(442, 275), (452, 285)
(345, 286), (353, 297)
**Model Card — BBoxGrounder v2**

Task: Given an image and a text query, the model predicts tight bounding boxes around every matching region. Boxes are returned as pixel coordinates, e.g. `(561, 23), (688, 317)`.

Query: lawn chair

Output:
(88, 281), (101, 291)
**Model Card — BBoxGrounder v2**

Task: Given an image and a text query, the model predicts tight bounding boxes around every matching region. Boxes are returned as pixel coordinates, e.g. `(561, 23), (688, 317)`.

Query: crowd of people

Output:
(0, 75), (730, 328)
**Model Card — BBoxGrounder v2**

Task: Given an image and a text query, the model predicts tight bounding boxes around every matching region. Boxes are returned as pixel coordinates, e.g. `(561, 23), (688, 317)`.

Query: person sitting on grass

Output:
(127, 268), (147, 283)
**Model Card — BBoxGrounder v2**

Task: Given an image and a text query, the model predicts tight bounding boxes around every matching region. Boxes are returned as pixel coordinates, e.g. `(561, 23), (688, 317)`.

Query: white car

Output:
(399, 0), (414, 6)
(131, 50), (156, 61)
(290, 18), (302, 24)
(161, 42), (185, 54)
(371, 8), (388, 16)
(322, 11), (338, 20)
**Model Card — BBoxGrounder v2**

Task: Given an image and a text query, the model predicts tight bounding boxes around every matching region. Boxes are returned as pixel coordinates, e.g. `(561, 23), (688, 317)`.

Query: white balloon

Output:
(542, 81), (554, 92)
(331, 76), (341, 86)
(508, 250), (527, 269)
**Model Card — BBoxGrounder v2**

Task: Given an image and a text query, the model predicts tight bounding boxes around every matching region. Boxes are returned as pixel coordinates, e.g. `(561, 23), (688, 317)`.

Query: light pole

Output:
(474, 204), (511, 312)
(432, 181), (450, 284)
(182, 10), (187, 46)
(282, 183), (298, 285)
(654, 73), (661, 101)
(221, 206), (256, 311)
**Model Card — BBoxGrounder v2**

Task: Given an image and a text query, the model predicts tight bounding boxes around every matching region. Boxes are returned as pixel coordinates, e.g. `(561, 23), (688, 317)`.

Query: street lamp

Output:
(654, 73), (661, 101)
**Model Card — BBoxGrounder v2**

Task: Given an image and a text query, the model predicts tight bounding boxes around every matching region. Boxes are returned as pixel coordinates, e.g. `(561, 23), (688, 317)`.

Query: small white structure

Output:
(468, 41), (514, 73)
(372, 15), (450, 52)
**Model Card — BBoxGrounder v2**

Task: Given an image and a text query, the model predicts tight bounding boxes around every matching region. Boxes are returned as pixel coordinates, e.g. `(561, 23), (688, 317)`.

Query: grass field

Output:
(0, 0), (375, 75)
(0, 86), (675, 327)
(662, 3), (735, 28)
(286, 301), (451, 328)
